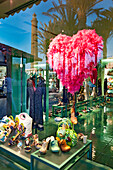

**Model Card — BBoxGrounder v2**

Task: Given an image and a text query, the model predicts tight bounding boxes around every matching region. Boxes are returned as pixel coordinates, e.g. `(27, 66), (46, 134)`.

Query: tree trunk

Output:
(103, 40), (107, 59)
(77, 10), (87, 30)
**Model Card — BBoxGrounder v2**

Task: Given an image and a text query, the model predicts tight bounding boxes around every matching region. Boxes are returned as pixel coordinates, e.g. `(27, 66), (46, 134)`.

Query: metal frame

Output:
(0, 144), (30, 169)
(31, 140), (92, 170)
(52, 104), (66, 117)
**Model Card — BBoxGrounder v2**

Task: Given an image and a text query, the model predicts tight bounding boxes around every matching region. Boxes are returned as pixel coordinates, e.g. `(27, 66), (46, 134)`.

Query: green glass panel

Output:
(11, 57), (21, 117)
(22, 58), (27, 112)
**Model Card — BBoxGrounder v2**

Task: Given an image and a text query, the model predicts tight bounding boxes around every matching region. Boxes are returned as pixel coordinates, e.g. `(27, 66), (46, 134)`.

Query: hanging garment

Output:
(35, 77), (46, 125)
(26, 79), (35, 122)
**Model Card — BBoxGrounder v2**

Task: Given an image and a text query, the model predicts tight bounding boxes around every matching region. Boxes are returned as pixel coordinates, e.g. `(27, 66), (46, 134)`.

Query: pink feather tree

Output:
(47, 29), (103, 95)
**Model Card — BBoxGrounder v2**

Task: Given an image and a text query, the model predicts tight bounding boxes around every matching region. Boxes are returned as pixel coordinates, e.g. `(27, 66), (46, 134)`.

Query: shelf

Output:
(106, 75), (113, 77)
(107, 80), (113, 83)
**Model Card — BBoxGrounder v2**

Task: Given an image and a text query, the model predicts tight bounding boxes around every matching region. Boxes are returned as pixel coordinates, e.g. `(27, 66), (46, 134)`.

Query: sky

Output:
(0, 0), (113, 60)
(0, 0), (54, 54)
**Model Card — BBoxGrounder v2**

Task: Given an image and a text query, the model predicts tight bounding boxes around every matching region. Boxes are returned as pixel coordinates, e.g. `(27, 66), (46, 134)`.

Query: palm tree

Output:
(43, 0), (103, 30)
(37, 0), (78, 55)
(92, 7), (113, 58)
(38, 0), (103, 55)
(70, 0), (103, 29)
(42, 0), (78, 36)
(37, 18), (64, 55)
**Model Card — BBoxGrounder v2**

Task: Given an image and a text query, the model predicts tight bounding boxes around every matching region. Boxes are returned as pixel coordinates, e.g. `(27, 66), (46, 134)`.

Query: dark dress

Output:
(27, 79), (35, 122)
(27, 77), (46, 126)
(35, 78), (46, 125)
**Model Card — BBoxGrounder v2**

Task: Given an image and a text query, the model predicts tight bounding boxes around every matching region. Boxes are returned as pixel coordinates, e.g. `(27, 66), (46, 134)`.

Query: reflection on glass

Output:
(12, 57), (21, 115)
(0, 66), (7, 96)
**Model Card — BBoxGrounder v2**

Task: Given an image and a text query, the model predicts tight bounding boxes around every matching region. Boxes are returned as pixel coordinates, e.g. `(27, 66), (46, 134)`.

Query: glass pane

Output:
(24, 58), (33, 114)
(12, 57), (21, 116)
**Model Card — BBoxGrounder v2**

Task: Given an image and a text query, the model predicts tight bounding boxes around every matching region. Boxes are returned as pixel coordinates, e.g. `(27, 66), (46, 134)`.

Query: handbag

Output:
(65, 128), (77, 147)
(56, 118), (77, 147)
(16, 113), (33, 137)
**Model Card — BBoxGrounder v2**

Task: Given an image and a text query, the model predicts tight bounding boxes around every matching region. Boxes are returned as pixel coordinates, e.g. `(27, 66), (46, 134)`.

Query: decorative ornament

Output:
(47, 29), (103, 95)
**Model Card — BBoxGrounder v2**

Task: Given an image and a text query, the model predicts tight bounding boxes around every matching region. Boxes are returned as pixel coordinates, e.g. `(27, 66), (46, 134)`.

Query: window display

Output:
(0, 114), (92, 167)
(1, 0), (113, 169)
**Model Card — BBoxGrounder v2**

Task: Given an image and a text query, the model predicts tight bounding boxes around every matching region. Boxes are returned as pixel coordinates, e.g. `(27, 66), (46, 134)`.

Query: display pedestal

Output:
(0, 132), (35, 169)
(0, 144), (30, 168)
(0, 132), (92, 169)
(0, 137), (92, 170)
(31, 140), (92, 170)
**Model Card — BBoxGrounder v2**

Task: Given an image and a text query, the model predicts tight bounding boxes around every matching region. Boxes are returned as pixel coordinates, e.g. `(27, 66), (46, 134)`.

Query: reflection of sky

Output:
(0, 0), (53, 54)
(0, 0), (113, 59)
(87, 0), (113, 26)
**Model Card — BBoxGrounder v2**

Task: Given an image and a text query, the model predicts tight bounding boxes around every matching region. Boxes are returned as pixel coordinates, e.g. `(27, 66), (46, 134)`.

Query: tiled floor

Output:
(75, 104), (113, 169)
(36, 102), (113, 169)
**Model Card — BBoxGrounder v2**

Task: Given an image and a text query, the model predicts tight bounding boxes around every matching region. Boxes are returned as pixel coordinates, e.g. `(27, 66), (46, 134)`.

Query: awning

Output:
(0, 0), (47, 19)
